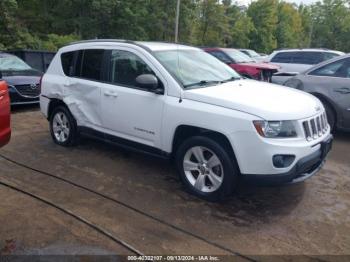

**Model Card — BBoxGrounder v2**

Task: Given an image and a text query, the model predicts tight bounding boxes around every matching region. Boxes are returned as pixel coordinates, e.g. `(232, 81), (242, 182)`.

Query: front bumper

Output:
(242, 134), (333, 185)
(8, 85), (40, 105)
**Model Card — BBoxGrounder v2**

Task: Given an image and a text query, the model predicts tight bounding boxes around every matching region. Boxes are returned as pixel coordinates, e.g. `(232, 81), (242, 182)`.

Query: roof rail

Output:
(66, 39), (135, 46)
(275, 47), (330, 51)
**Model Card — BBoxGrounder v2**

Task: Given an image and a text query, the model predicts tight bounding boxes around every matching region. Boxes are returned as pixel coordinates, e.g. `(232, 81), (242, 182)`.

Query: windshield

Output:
(154, 49), (241, 88)
(245, 49), (260, 58)
(225, 49), (255, 63)
(0, 55), (32, 71)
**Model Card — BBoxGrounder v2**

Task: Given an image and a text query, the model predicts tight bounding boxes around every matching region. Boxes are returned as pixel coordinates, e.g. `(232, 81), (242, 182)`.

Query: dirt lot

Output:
(0, 106), (349, 259)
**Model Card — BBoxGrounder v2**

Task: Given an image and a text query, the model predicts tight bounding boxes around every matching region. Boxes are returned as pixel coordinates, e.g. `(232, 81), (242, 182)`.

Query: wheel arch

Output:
(310, 92), (339, 125)
(47, 98), (68, 120)
(171, 125), (241, 173)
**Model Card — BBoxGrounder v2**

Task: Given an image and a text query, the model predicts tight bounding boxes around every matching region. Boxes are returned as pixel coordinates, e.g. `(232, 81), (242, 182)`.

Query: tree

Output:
(310, 0), (350, 51)
(276, 2), (303, 48)
(247, 0), (278, 53)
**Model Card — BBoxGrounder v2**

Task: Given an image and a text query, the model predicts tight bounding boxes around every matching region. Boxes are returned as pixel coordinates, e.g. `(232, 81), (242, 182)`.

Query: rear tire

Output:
(50, 106), (79, 147)
(175, 136), (238, 201)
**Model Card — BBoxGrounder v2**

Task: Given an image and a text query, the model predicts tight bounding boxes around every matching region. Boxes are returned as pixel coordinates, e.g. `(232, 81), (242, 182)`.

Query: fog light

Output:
(273, 155), (295, 168)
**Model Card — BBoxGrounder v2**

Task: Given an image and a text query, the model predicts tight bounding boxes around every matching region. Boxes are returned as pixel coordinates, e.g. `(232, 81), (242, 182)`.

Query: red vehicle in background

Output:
(203, 47), (279, 82)
(0, 76), (11, 148)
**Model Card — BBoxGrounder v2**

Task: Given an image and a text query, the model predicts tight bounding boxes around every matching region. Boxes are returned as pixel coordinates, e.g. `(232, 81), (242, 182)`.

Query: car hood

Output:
(238, 62), (279, 70)
(183, 79), (322, 120)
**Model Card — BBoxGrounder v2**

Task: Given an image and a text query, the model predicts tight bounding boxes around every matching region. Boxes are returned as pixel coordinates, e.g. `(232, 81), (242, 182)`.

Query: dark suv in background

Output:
(0, 52), (42, 105)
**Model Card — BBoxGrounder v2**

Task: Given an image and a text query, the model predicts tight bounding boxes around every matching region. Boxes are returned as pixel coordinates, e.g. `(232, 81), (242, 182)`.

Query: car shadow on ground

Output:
(11, 104), (40, 114)
(79, 137), (306, 226)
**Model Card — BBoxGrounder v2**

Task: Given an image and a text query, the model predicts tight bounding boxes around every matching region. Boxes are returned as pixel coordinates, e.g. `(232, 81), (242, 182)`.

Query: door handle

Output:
(334, 87), (350, 94)
(103, 91), (118, 98)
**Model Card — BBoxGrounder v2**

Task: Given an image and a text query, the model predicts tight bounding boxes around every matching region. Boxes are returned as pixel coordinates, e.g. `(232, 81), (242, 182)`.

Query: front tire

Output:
(50, 106), (79, 147)
(323, 102), (336, 131)
(175, 136), (238, 201)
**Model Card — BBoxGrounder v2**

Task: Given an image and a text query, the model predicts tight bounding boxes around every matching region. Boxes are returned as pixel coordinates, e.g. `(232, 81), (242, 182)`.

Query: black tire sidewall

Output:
(49, 106), (78, 147)
(175, 136), (238, 201)
(323, 102), (336, 131)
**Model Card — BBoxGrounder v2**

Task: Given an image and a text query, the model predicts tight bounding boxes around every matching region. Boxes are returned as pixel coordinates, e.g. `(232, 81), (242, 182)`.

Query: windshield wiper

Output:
(184, 80), (221, 88)
(221, 77), (241, 83)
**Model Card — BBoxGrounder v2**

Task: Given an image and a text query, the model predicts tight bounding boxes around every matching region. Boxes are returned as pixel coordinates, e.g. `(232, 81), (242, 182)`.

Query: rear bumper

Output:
(242, 134), (333, 185)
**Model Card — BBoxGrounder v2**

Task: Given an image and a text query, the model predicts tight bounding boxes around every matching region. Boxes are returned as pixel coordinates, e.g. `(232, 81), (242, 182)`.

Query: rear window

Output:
(207, 51), (231, 63)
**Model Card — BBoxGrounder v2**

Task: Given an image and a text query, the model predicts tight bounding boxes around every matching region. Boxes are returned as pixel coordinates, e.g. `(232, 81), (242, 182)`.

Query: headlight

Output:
(253, 120), (297, 138)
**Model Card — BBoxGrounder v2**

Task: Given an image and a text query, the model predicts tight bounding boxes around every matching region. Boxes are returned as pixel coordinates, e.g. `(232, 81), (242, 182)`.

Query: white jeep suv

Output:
(40, 40), (333, 201)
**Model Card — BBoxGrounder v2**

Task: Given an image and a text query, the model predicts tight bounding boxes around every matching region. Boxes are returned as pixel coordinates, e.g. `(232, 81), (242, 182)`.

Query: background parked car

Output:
(239, 48), (268, 62)
(8, 50), (56, 73)
(0, 52), (42, 105)
(204, 48), (279, 82)
(0, 76), (11, 147)
(268, 48), (344, 84)
(284, 54), (350, 131)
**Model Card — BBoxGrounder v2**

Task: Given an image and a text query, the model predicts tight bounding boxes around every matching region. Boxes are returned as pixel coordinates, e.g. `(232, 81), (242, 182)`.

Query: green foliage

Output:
(0, 0), (349, 53)
(247, 0), (278, 53)
(310, 0), (350, 51)
(276, 2), (303, 48)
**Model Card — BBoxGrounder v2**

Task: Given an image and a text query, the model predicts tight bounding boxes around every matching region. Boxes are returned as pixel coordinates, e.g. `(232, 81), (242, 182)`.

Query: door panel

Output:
(101, 83), (164, 147)
(65, 77), (102, 127)
(0, 80), (11, 147)
(101, 49), (165, 148)
(64, 49), (105, 128)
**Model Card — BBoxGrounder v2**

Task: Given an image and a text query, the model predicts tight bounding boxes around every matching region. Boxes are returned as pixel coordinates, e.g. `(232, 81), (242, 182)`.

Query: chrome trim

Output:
(302, 111), (329, 141)
(11, 100), (39, 105)
(8, 84), (40, 99)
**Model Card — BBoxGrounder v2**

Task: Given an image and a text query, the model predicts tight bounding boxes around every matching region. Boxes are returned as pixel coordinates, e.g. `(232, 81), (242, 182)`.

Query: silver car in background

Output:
(239, 49), (268, 62)
(284, 54), (350, 131)
(268, 49), (344, 84)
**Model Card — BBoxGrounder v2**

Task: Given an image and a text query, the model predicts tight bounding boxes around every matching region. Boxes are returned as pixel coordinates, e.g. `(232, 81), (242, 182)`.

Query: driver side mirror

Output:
(135, 74), (163, 94)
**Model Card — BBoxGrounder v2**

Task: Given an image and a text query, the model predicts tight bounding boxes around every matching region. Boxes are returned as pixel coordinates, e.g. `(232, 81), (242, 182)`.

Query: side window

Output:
(270, 52), (294, 63)
(293, 52), (323, 65)
(61, 51), (75, 76)
(108, 50), (155, 89)
(309, 58), (350, 78)
(208, 51), (231, 63)
(80, 49), (104, 81)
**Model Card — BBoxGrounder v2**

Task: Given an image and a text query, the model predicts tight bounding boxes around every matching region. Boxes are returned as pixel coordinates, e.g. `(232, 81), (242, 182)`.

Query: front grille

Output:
(302, 112), (328, 141)
(13, 84), (40, 98)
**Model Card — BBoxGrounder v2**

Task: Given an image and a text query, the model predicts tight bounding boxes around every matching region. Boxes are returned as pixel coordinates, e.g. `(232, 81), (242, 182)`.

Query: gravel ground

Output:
(0, 106), (349, 259)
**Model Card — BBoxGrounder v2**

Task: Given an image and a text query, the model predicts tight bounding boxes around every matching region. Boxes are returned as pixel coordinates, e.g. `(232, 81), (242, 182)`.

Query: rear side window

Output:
(80, 49), (105, 81)
(293, 52), (323, 65)
(61, 51), (75, 76)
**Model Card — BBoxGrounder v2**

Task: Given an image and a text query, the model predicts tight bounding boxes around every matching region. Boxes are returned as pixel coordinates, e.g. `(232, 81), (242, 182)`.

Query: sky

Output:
(236, 0), (318, 6)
